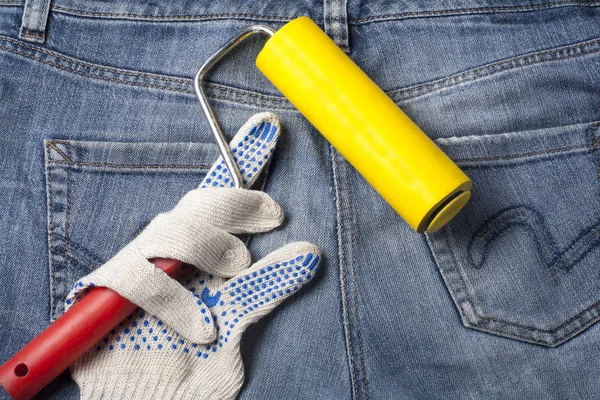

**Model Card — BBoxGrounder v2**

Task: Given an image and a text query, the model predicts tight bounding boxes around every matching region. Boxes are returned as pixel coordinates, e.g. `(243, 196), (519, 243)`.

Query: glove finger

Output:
(173, 188), (284, 234)
(210, 242), (321, 341)
(200, 111), (280, 190)
(134, 212), (251, 277)
(66, 247), (217, 344)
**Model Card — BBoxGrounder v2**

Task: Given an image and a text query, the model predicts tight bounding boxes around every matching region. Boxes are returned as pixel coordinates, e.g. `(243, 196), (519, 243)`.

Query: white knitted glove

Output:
(65, 113), (321, 399)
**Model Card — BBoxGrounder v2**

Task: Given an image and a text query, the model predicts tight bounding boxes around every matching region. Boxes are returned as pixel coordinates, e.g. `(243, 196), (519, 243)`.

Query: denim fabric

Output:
(1, 1), (600, 399)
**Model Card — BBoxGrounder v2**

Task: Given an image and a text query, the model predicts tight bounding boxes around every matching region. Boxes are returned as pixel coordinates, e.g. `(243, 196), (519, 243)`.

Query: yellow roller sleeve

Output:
(256, 16), (472, 232)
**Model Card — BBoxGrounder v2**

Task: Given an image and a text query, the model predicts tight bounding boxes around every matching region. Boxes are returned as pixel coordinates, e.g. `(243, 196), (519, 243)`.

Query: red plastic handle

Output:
(0, 258), (185, 400)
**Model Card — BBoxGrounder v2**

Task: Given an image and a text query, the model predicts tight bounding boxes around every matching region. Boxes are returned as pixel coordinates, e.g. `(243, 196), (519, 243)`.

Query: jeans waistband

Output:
(9, 0), (598, 21)
(15, 0), (352, 49)
(10, 0), (600, 46)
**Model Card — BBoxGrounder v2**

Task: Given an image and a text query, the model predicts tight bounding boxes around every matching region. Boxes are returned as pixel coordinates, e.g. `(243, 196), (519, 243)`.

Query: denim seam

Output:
(47, 159), (213, 170)
(0, 43), (192, 93)
(45, 145), (57, 321)
(389, 37), (600, 102)
(46, 140), (72, 162)
(52, 232), (105, 267)
(550, 220), (600, 276)
(342, 154), (370, 399)
(1, 33), (598, 107)
(45, 140), (70, 321)
(452, 144), (590, 163)
(330, 145), (359, 399)
(0, 36), (190, 85)
(51, 6), (323, 23)
(0, 42), (295, 109)
(332, 147), (371, 398)
(441, 227), (600, 345)
(47, 138), (214, 169)
(21, 32), (43, 38)
(351, 1), (600, 24)
(64, 248), (101, 272)
(434, 230), (557, 346)
(456, 146), (593, 170)
(591, 123), (600, 181)
(0, 1), (593, 23)
(2, 37), (193, 84)
(64, 142), (72, 315)
(20, 33), (43, 41)
(0, 36), (296, 110)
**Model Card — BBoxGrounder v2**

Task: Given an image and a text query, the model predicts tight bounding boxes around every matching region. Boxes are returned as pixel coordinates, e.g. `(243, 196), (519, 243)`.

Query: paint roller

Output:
(256, 16), (471, 233)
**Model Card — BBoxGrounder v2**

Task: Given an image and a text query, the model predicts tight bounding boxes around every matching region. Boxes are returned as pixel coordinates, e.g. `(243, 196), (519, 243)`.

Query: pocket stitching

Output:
(432, 226), (600, 347)
(45, 148), (57, 320)
(591, 122), (600, 181)
(64, 142), (72, 322)
(47, 159), (213, 170)
(428, 123), (600, 346)
(46, 140), (214, 169)
(45, 140), (71, 320)
(0, 35), (296, 110)
(52, 232), (105, 267)
(43, 139), (258, 321)
(389, 37), (600, 102)
(453, 143), (589, 164)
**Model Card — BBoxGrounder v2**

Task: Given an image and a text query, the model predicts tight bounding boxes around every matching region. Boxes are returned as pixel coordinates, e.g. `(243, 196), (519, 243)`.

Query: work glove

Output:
(64, 112), (321, 399)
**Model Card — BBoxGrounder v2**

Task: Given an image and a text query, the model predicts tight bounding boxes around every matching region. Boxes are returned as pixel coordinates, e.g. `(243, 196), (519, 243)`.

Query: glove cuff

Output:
(71, 349), (244, 400)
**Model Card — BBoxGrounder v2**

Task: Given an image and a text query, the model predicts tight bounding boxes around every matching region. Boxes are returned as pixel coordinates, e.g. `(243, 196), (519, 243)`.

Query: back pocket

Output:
(426, 121), (600, 347)
(44, 139), (221, 320)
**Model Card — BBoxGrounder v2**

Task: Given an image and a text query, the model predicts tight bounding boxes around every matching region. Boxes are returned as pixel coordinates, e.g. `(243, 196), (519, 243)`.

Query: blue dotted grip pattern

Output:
(65, 113), (321, 361)
(201, 117), (279, 189)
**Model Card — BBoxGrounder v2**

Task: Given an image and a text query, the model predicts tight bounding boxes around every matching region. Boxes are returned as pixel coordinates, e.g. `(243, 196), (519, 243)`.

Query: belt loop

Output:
(19, 0), (52, 43)
(323, 0), (350, 53)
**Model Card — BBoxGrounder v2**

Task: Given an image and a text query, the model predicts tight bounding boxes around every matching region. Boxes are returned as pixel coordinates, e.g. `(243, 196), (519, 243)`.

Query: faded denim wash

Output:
(1, 0), (600, 399)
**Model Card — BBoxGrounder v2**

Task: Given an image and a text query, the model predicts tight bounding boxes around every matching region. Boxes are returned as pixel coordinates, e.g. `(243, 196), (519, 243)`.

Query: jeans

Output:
(1, 0), (599, 398)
